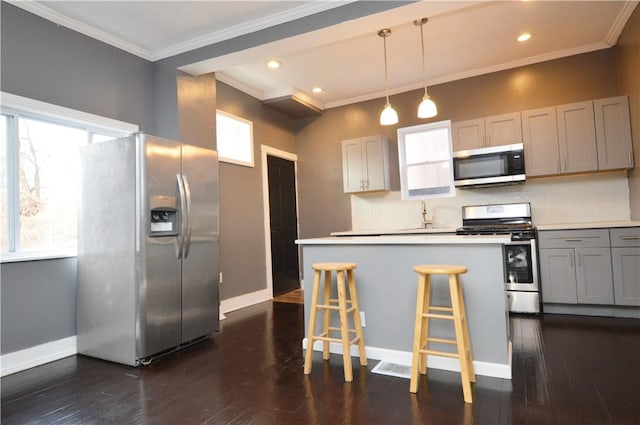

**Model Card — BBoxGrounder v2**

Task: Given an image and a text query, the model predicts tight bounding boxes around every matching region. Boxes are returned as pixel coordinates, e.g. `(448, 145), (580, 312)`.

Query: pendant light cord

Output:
(420, 22), (427, 96)
(418, 18), (428, 97)
(383, 33), (390, 104)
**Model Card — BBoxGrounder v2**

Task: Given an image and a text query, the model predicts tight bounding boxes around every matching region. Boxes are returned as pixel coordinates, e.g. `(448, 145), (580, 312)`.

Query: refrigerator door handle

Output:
(182, 174), (193, 258)
(176, 173), (187, 259)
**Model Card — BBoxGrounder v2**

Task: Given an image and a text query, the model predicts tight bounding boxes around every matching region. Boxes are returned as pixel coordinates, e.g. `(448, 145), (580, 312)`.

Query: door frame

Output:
(260, 145), (301, 298)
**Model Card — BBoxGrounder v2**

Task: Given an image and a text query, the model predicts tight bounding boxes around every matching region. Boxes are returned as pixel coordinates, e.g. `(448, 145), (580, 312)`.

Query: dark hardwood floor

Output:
(2, 302), (639, 425)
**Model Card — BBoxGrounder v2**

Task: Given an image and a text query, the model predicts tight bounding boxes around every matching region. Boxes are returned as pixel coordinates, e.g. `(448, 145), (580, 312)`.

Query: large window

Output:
(397, 120), (456, 200)
(216, 110), (254, 167)
(1, 93), (136, 260)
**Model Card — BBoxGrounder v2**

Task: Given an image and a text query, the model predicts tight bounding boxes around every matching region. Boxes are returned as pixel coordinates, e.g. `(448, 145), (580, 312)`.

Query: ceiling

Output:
(10, 0), (639, 116)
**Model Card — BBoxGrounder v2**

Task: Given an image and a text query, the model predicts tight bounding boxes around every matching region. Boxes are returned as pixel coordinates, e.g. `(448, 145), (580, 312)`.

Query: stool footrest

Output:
(423, 312), (454, 320)
(421, 349), (460, 359)
(426, 337), (457, 345)
(328, 326), (357, 334)
(315, 305), (357, 314)
(313, 335), (361, 346)
(429, 306), (453, 312)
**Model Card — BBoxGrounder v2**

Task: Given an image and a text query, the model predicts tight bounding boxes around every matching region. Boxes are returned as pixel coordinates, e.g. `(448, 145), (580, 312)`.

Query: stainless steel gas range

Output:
(456, 202), (540, 314)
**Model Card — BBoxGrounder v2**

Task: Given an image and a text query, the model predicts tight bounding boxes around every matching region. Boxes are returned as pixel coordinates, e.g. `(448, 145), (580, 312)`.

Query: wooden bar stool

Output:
(303, 262), (367, 382)
(409, 264), (476, 403)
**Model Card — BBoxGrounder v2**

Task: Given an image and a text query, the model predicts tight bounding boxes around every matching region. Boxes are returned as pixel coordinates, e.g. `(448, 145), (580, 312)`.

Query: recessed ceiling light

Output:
(266, 60), (281, 69)
(517, 32), (532, 42)
(312, 87), (322, 93)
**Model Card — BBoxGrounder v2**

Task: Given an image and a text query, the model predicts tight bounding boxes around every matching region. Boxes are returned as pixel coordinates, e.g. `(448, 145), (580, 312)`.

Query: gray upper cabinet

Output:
(594, 96), (634, 171)
(452, 112), (522, 151)
(452, 118), (484, 151)
(610, 227), (640, 306)
(522, 96), (634, 178)
(556, 100), (598, 174)
(341, 135), (390, 193)
(522, 107), (560, 177)
(539, 229), (614, 305)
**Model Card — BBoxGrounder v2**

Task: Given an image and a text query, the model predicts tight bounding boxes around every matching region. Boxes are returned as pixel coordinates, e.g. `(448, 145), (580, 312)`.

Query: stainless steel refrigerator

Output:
(76, 133), (219, 366)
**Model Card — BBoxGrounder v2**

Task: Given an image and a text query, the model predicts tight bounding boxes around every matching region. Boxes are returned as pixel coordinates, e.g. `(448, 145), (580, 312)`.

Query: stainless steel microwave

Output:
(453, 143), (525, 188)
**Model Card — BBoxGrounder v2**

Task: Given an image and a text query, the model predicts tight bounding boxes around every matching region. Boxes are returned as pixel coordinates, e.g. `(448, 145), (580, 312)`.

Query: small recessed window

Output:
(216, 110), (254, 167)
(397, 120), (456, 200)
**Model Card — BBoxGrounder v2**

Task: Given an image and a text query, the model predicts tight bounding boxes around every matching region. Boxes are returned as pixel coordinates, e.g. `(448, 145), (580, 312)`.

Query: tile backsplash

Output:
(350, 171), (631, 230)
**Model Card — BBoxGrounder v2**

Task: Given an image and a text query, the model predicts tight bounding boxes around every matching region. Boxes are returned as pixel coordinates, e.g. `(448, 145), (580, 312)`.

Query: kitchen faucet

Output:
(421, 200), (433, 228)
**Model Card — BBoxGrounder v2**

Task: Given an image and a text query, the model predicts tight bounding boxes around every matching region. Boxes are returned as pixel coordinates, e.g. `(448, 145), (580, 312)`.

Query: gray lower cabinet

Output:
(539, 248), (578, 303)
(610, 227), (640, 306)
(539, 229), (614, 305)
(575, 247), (614, 304)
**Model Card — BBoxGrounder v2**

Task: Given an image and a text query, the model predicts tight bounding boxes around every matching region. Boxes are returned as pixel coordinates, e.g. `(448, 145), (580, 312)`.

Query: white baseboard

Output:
(302, 338), (512, 380)
(1, 336), (77, 377)
(220, 288), (272, 316)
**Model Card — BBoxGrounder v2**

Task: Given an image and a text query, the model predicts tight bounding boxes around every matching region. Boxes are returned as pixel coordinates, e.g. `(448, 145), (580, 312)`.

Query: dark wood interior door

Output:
(267, 155), (300, 295)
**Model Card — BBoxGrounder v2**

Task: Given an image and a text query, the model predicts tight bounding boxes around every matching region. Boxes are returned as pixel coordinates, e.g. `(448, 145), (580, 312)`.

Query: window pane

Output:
(398, 120), (455, 200)
(405, 128), (450, 164)
(0, 115), (8, 252)
(91, 132), (118, 144)
(18, 117), (86, 251)
(216, 111), (254, 167)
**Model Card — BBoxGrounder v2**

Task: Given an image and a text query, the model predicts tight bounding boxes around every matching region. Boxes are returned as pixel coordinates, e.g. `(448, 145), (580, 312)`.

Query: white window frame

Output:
(216, 110), (254, 167)
(397, 120), (456, 200)
(0, 92), (138, 263)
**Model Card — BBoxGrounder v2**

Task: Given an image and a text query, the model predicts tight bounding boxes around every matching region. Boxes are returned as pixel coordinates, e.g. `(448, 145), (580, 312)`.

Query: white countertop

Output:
(537, 220), (640, 231)
(296, 234), (511, 245)
(330, 227), (458, 236)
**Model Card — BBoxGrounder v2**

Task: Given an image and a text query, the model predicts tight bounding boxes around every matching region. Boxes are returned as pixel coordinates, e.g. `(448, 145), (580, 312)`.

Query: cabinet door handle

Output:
(629, 151), (633, 166)
(569, 252), (574, 268)
(565, 238), (583, 242)
(562, 158), (567, 171)
(557, 158), (561, 172)
(486, 133), (490, 146)
(577, 251), (581, 267)
(621, 236), (640, 240)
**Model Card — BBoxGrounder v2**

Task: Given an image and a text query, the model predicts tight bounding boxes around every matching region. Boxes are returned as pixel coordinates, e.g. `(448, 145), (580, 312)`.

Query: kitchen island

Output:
(296, 234), (513, 379)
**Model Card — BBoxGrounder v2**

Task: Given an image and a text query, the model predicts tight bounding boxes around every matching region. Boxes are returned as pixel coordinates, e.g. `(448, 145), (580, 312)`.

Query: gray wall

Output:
(0, 3), (153, 130)
(1, 259), (77, 354)
(216, 82), (296, 299)
(296, 49), (626, 239)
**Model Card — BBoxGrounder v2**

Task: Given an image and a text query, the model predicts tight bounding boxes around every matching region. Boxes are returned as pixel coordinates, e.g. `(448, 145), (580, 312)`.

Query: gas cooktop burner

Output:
(458, 223), (533, 232)
(457, 202), (535, 238)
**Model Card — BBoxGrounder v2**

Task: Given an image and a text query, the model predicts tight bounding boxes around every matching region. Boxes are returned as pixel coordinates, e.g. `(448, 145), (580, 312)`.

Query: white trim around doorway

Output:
(260, 145), (301, 298)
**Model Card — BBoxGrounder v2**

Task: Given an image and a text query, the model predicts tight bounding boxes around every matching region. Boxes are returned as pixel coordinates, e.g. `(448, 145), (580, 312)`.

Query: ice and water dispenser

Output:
(149, 195), (178, 236)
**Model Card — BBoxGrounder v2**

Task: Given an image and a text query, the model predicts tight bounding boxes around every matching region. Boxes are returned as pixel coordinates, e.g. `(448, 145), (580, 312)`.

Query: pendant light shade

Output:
(378, 28), (398, 126)
(418, 95), (438, 119)
(380, 102), (399, 125)
(415, 18), (438, 119)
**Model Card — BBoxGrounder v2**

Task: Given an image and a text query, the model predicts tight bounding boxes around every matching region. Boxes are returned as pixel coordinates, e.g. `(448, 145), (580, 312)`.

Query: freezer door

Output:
(138, 134), (183, 358)
(181, 144), (220, 342)
(77, 136), (138, 366)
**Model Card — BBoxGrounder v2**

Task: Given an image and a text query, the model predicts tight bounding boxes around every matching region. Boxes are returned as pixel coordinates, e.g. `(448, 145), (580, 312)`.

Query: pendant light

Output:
(415, 18), (438, 119)
(378, 28), (398, 126)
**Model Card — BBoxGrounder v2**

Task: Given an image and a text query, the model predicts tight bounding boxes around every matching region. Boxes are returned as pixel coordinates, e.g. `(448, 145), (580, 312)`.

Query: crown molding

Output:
(6, 0), (154, 60)
(7, 0), (356, 62)
(151, 1), (357, 61)
(604, 1), (639, 45)
(215, 72), (264, 101)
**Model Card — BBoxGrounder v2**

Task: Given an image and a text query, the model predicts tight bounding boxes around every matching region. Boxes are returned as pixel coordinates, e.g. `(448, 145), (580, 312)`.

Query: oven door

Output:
(503, 239), (539, 291)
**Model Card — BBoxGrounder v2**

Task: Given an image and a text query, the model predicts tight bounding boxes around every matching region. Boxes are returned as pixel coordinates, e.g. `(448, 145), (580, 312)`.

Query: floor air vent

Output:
(370, 361), (412, 379)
